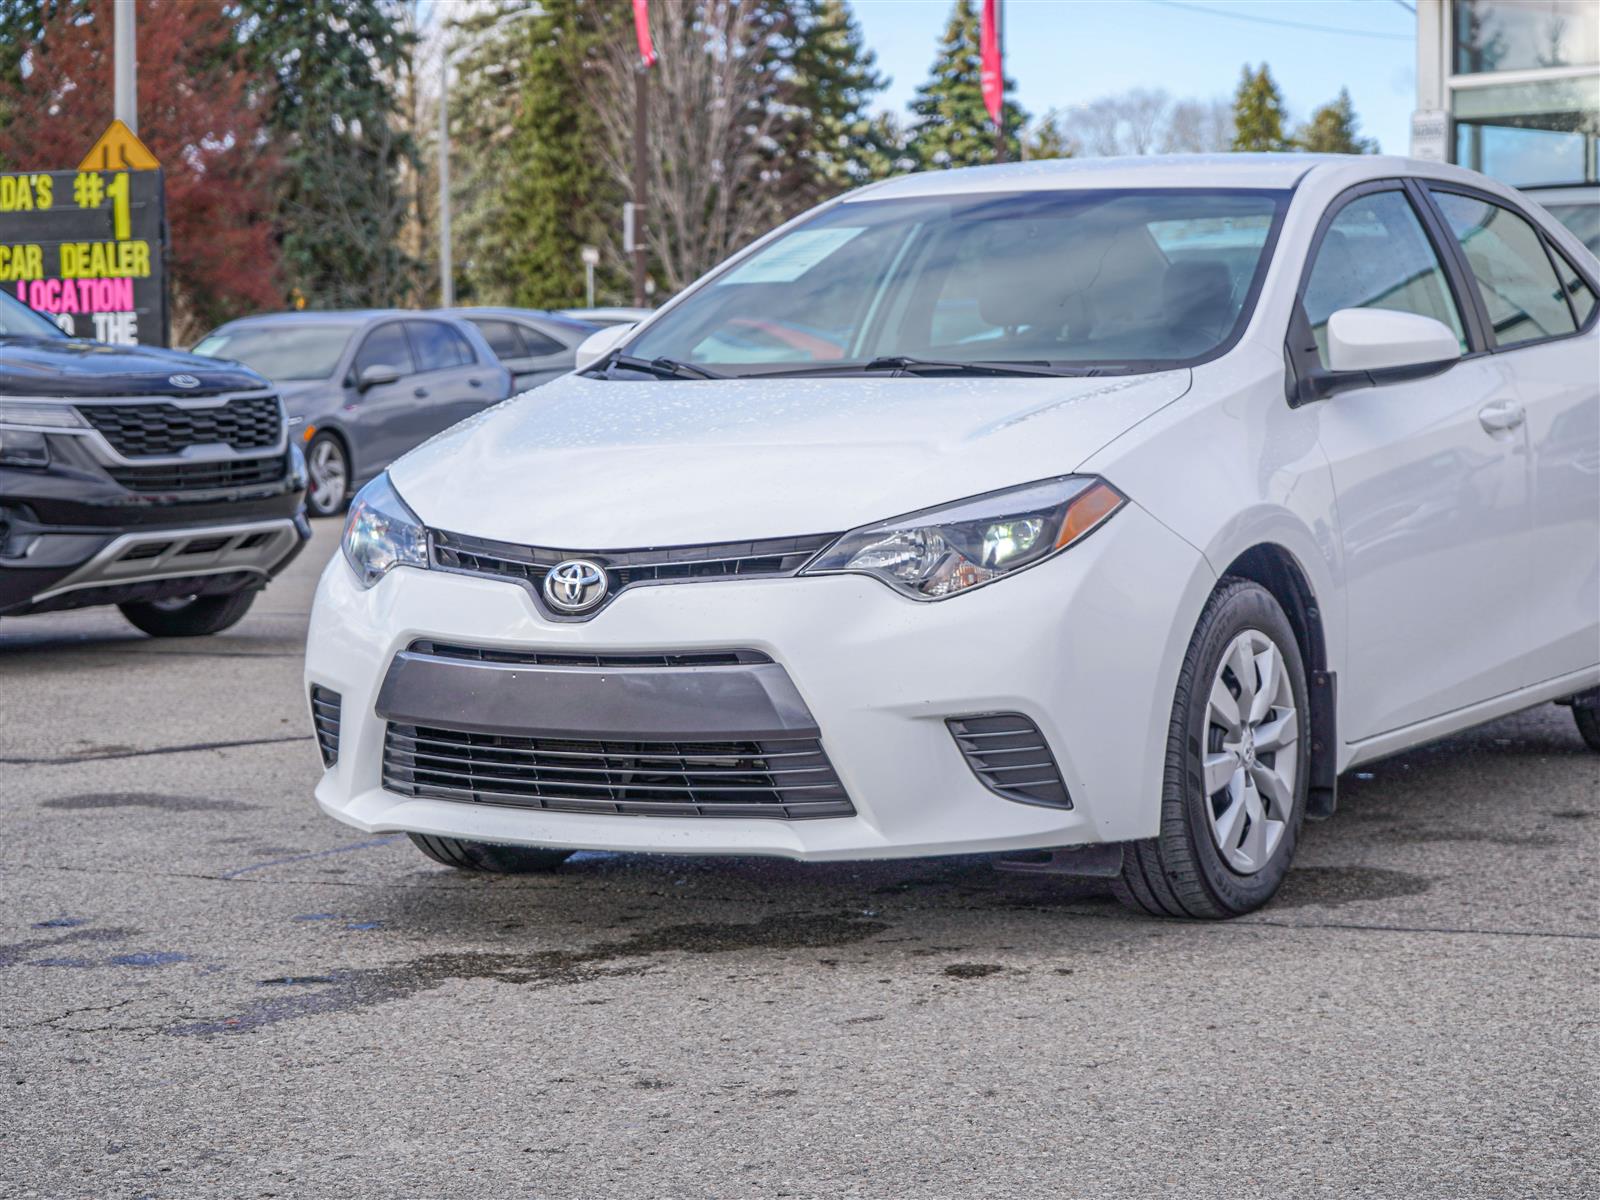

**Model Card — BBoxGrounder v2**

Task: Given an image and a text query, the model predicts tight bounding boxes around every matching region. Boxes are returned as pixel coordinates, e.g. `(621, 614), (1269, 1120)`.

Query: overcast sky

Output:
(853, 0), (1418, 152)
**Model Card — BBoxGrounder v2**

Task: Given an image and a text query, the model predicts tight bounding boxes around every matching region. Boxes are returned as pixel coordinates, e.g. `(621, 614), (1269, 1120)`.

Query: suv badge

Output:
(168, 374), (200, 389)
(543, 559), (609, 614)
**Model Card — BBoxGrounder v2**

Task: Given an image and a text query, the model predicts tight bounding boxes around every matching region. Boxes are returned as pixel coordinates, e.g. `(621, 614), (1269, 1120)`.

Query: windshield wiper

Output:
(747, 357), (1095, 379)
(598, 353), (725, 381)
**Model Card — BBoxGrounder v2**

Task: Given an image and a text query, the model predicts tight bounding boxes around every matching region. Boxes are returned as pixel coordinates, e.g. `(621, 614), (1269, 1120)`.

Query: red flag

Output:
(979, 0), (1003, 125)
(633, 0), (657, 68)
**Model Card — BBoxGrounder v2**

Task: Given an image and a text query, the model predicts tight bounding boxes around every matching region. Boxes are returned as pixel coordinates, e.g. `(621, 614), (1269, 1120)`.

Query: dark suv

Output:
(0, 293), (309, 637)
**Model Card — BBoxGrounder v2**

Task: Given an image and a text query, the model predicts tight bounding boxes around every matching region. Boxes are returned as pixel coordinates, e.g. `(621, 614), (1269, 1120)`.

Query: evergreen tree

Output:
(1024, 111), (1074, 162)
(1295, 88), (1377, 154)
(453, 0), (625, 308)
(907, 0), (1027, 169)
(237, 0), (420, 308)
(784, 0), (895, 197)
(1230, 63), (1289, 152)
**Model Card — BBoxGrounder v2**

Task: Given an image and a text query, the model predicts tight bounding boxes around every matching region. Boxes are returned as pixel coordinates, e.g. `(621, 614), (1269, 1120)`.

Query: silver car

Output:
(194, 311), (512, 517)
(441, 307), (599, 393)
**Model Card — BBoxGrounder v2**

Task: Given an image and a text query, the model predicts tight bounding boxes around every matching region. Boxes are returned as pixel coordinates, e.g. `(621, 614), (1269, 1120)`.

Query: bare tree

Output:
(586, 1), (790, 296)
(1054, 88), (1234, 158)
(1161, 97), (1235, 153)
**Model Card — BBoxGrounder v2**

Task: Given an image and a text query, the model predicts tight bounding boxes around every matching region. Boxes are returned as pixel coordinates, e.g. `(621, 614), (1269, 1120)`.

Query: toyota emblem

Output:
(542, 559), (609, 614)
(168, 374), (201, 389)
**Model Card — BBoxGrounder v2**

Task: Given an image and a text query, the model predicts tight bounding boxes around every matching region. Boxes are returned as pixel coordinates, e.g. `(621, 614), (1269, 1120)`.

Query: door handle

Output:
(1478, 399), (1525, 433)
(414, 386), (429, 399)
(468, 377), (482, 388)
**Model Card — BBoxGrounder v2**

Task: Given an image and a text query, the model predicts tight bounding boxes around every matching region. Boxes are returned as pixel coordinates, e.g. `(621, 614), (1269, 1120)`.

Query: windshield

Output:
(193, 321), (359, 381)
(0, 289), (67, 338)
(626, 189), (1287, 376)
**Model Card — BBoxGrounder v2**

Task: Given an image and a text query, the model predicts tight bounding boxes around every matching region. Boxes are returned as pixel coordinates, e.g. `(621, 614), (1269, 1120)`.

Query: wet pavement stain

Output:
(0, 928), (134, 968)
(942, 963), (1004, 980)
(1374, 825), (1561, 848)
(1270, 866), (1432, 909)
(40, 792), (256, 813)
(167, 911), (888, 1037)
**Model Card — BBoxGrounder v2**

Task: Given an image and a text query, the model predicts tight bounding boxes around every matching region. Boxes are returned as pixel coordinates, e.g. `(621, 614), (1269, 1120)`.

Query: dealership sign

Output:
(0, 125), (168, 346)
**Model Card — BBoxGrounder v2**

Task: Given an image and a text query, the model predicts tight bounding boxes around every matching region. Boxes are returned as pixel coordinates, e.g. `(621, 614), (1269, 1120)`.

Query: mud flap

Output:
(1307, 669), (1337, 820)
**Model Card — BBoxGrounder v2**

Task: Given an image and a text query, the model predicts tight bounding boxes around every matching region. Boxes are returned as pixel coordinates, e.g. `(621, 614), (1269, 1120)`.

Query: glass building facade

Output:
(1417, 1), (1599, 186)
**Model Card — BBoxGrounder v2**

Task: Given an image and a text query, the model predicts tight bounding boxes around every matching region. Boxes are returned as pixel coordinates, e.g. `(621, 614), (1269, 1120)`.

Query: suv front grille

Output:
(947, 713), (1072, 809)
(383, 723), (855, 820)
(431, 529), (835, 615)
(109, 455), (288, 493)
(79, 394), (283, 457)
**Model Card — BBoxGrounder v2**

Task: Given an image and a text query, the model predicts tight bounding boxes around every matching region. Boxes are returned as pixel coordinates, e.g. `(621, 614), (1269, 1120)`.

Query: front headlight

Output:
(0, 399), (88, 430)
(341, 473), (429, 589)
(802, 476), (1126, 600)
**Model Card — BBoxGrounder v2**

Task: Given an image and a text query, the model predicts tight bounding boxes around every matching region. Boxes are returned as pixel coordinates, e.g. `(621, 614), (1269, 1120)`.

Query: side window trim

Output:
(1402, 178), (1493, 353)
(1415, 179), (1595, 350)
(1284, 179), (1474, 406)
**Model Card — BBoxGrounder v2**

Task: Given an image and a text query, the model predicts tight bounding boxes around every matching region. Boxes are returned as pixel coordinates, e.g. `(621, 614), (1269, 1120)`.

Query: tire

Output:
(305, 432), (350, 518)
(119, 588), (258, 638)
(408, 833), (573, 874)
(1112, 577), (1310, 919)
(1573, 700), (1600, 752)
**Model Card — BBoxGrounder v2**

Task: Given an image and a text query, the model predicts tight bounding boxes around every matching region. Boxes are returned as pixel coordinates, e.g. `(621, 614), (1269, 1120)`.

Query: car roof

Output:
(848, 153), (1488, 202)
(217, 310), (469, 328)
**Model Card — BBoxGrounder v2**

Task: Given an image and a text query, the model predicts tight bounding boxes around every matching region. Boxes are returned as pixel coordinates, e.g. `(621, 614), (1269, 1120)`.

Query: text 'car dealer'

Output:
(305, 155), (1599, 916)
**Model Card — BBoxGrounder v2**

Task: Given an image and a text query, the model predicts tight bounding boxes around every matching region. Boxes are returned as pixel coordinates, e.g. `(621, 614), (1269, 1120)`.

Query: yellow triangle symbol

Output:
(77, 120), (160, 172)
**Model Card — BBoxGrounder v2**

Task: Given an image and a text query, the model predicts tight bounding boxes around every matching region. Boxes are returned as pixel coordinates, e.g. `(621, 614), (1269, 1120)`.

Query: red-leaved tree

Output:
(0, 0), (282, 341)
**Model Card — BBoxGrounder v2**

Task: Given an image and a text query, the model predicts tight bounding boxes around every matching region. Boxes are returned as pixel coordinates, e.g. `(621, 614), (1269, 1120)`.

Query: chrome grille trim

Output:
(947, 713), (1073, 810)
(430, 528), (836, 619)
(405, 640), (772, 668)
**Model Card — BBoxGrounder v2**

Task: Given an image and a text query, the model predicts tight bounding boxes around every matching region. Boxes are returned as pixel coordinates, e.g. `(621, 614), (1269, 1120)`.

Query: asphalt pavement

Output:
(2, 519), (1596, 1199)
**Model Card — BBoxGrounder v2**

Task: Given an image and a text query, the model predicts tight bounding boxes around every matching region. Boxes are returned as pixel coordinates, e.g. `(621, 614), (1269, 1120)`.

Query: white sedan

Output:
(306, 154), (1599, 917)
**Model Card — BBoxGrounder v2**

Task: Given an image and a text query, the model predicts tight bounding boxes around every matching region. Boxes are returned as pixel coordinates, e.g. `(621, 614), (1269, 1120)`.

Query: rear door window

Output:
(1429, 190), (1578, 347)
(471, 320), (527, 360)
(1302, 190), (1466, 368)
(352, 323), (414, 378)
(517, 325), (566, 356)
(407, 321), (476, 372)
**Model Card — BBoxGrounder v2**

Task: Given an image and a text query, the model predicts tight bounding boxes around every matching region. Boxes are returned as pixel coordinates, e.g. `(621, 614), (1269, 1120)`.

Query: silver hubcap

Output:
(308, 439), (347, 513)
(1203, 629), (1298, 874)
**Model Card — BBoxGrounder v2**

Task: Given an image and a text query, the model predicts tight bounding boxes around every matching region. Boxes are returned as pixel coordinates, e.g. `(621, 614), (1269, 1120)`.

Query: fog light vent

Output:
(310, 685), (341, 767)
(947, 713), (1072, 809)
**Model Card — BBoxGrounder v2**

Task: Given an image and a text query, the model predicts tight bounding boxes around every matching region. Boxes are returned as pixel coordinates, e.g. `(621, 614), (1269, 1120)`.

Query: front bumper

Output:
(0, 434), (309, 616)
(305, 502), (1214, 861)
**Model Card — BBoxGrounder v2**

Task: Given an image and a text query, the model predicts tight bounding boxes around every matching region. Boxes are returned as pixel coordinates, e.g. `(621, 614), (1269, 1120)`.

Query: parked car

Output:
(441, 307), (598, 393)
(1521, 183), (1599, 255)
(306, 155), (1599, 915)
(0, 291), (309, 637)
(555, 306), (654, 327)
(193, 311), (512, 518)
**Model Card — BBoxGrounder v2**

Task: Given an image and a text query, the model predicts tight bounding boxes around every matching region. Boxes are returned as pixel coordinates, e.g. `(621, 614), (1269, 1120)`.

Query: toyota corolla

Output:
(304, 155), (1599, 917)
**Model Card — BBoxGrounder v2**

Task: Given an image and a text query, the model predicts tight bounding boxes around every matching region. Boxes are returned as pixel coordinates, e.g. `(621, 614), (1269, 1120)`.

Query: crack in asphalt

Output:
(0, 733), (313, 766)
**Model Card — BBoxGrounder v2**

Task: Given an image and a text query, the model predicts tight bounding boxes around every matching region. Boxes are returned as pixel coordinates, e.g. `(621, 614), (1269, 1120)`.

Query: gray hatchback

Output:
(194, 311), (512, 517)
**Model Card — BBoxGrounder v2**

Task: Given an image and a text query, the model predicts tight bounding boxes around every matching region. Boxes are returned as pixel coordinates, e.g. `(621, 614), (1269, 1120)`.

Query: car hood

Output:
(389, 370), (1191, 547)
(0, 336), (266, 397)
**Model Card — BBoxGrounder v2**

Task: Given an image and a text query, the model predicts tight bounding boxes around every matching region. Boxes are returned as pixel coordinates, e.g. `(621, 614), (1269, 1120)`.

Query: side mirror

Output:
(356, 363), (401, 391)
(1326, 308), (1461, 374)
(573, 323), (636, 373)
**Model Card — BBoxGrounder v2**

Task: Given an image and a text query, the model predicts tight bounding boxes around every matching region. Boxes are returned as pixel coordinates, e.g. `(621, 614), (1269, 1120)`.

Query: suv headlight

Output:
(802, 476), (1126, 600)
(0, 399), (88, 430)
(341, 473), (429, 589)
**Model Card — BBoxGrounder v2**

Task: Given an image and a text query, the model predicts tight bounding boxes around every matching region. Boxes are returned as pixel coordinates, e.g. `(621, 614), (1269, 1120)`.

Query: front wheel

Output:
(119, 588), (258, 638)
(1112, 578), (1309, 919)
(1571, 693), (1600, 751)
(408, 834), (573, 874)
(305, 432), (350, 518)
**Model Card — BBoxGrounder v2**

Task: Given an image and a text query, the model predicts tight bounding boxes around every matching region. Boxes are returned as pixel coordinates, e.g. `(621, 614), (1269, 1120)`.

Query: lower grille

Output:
(310, 686), (341, 767)
(383, 723), (854, 820)
(947, 713), (1072, 809)
(110, 455), (287, 493)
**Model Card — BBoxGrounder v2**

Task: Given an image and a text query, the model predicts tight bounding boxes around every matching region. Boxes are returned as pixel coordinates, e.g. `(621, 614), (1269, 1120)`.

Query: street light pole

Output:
(439, 57), (452, 306)
(632, 65), (648, 308)
(114, 0), (137, 133)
